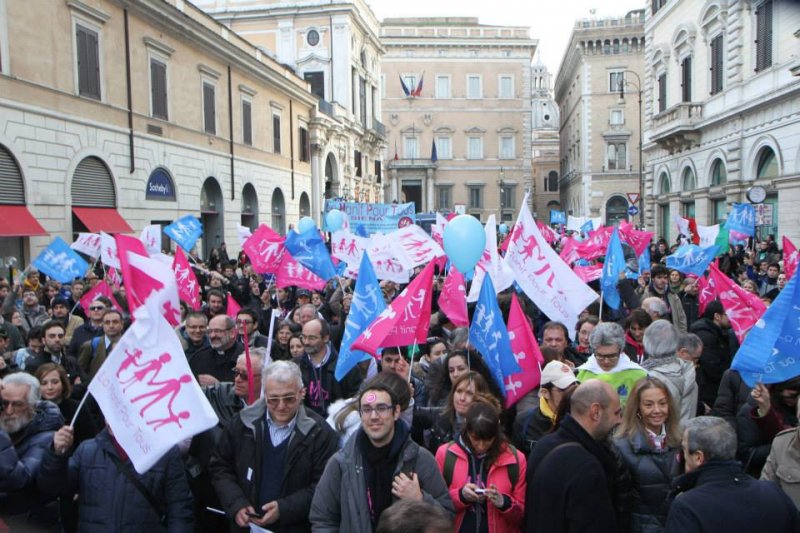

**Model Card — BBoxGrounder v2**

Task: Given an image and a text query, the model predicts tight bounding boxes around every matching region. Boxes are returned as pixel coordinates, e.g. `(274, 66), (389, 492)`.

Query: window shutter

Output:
(203, 84), (215, 134)
(88, 31), (100, 99)
(658, 73), (667, 112)
(151, 60), (167, 119)
(273, 115), (281, 153)
(72, 157), (115, 207)
(710, 35), (723, 94)
(681, 57), (692, 102)
(242, 101), (252, 145)
(756, 1), (773, 72)
(0, 145), (25, 204)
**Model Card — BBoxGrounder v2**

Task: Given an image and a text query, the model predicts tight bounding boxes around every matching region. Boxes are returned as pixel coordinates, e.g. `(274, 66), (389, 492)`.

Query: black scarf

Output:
(357, 420), (409, 530)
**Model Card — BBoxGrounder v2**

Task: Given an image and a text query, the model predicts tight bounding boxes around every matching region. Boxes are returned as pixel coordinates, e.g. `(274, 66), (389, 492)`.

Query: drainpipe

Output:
(123, 9), (134, 173)
(228, 65), (234, 201)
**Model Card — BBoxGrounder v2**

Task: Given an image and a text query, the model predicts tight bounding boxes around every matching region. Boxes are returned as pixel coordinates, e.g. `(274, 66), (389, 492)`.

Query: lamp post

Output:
(498, 166), (505, 220)
(617, 70), (644, 228)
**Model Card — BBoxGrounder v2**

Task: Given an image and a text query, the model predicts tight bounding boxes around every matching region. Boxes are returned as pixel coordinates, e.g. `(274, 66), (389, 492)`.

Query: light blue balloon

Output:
(443, 215), (486, 273)
(499, 223), (509, 235)
(325, 209), (344, 232)
(298, 216), (316, 233)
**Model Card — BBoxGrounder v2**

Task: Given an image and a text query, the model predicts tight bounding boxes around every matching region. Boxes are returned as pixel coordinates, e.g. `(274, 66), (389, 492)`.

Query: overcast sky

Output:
(369, 0), (645, 77)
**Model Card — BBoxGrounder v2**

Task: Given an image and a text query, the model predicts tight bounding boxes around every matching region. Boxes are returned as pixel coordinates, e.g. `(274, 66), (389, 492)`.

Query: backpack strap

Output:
(506, 444), (520, 491)
(90, 336), (102, 360)
(442, 442), (458, 487)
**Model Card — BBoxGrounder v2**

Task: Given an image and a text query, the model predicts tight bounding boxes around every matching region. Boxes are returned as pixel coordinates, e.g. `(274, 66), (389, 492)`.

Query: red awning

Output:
(72, 207), (133, 234)
(0, 205), (48, 237)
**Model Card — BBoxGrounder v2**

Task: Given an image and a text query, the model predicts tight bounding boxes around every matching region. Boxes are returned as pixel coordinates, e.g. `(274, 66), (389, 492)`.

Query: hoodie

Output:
(577, 354), (647, 406)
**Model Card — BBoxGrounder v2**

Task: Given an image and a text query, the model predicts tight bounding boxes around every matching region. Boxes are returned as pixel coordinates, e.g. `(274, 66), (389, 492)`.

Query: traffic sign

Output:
(627, 205), (640, 216)
(626, 193), (640, 205)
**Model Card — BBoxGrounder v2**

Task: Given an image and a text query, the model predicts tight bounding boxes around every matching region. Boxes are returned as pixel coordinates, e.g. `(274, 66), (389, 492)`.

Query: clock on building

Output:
(746, 185), (767, 204)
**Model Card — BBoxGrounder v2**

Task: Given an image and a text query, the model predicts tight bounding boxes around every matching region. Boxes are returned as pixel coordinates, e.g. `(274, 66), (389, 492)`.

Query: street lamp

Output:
(498, 166), (505, 220)
(617, 71), (644, 228)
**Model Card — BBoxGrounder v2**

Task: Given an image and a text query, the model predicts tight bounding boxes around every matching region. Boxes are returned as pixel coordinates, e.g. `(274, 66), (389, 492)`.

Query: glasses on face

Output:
(207, 328), (233, 335)
(359, 404), (394, 417)
(266, 394), (299, 407)
(236, 319), (254, 326)
(1, 399), (27, 410)
(89, 305), (105, 311)
(232, 368), (248, 381)
(595, 351), (621, 362)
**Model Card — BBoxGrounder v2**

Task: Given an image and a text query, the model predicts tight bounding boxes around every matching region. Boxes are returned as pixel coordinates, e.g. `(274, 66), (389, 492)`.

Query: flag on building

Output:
(430, 139), (438, 163)
(411, 73), (424, 97)
(399, 75), (411, 97)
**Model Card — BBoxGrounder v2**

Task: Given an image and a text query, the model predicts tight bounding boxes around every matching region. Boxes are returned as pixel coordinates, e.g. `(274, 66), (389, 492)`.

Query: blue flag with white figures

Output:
(469, 275), (521, 393)
(163, 215), (203, 253)
(580, 219), (594, 234)
(724, 203), (756, 237)
(284, 227), (337, 281)
(665, 244), (719, 277)
(600, 228), (625, 310)
(731, 273), (800, 387)
(335, 252), (385, 380)
(638, 245), (651, 277)
(33, 237), (89, 283)
(550, 210), (566, 225)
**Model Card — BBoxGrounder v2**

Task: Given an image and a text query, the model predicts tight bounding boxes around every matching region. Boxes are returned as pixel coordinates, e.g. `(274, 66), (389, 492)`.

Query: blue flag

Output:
(600, 228), (625, 310)
(469, 275), (520, 393)
(665, 244), (719, 277)
(580, 219), (594, 234)
(732, 273), (800, 387)
(164, 215), (203, 253)
(431, 140), (438, 163)
(335, 252), (385, 380)
(724, 203), (756, 237)
(33, 237), (89, 283)
(550, 210), (566, 225)
(284, 227), (337, 281)
(355, 224), (369, 238)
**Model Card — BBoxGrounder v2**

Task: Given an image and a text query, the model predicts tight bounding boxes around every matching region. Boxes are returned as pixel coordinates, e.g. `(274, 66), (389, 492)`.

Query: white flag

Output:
(71, 233), (101, 258)
(396, 224), (445, 268)
(99, 232), (121, 269)
(140, 225), (162, 256)
(237, 225), (252, 247)
(88, 302), (218, 473)
(697, 224), (720, 248)
(331, 229), (368, 265)
(504, 194), (598, 337)
(468, 215), (515, 303)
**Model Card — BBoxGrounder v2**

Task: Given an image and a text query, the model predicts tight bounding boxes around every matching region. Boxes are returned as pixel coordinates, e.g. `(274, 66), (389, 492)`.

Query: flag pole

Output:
(69, 390), (92, 428)
(599, 290), (604, 322)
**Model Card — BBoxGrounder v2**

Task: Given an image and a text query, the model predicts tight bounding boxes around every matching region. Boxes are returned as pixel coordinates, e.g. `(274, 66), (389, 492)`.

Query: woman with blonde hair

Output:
(613, 377), (682, 532)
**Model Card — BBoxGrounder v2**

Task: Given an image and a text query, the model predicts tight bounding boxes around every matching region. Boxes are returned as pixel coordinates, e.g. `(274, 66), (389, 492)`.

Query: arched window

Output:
(547, 171), (558, 192)
(756, 147), (778, 179)
(659, 172), (671, 194)
(605, 196), (629, 225)
(271, 188), (286, 236)
(72, 156), (115, 207)
(711, 159), (727, 186)
(241, 183), (258, 230)
(682, 167), (696, 191)
(0, 144), (25, 204)
(299, 192), (311, 217)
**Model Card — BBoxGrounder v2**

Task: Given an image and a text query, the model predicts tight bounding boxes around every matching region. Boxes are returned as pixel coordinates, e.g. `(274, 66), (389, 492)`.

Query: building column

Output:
(426, 168), (435, 212)
(310, 145), (324, 224)
(390, 168), (399, 203)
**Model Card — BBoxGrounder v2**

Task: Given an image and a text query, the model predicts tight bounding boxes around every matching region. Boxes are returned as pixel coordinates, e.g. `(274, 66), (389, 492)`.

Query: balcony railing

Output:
(318, 99), (335, 118)
(372, 119), (386, 137)
(651, 102), (704, 153)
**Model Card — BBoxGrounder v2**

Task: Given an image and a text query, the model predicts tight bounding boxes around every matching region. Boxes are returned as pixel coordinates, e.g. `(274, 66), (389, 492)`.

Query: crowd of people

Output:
(1, 233), (799, 532)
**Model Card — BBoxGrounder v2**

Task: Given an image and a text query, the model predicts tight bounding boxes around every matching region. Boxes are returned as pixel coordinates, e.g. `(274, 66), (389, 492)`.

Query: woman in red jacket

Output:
(435, 396), (526, 533)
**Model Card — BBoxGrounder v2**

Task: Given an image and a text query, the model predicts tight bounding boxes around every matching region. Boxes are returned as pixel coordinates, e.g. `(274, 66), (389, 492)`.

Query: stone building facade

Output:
(530, 57), (561, 219)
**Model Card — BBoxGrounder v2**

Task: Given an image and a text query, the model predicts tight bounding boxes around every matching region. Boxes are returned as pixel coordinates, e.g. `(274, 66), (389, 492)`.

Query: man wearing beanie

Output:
(50, 296), (83, 346)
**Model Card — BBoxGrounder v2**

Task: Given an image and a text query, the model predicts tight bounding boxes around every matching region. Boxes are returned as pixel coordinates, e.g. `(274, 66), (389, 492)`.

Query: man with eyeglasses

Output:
(236, 308), (270, 349)
(310, 377), (454, 531)
(209, 360), (338, 531)
(0, 371), (64, 524)
(179, 311), (210, 362)
(293, 318), (362, 416)
(77, 309), (125, 382)
(190, 315), (244, 385)
(66, 296), (112, 360)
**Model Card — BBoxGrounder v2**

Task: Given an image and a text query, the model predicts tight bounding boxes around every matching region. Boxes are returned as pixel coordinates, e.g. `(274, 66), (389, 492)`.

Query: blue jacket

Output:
(37, 429), (194, 533)
(0, 400), (63, 514)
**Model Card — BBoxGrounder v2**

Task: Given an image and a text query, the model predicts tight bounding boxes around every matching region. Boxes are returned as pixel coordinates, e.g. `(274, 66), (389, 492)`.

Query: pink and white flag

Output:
(577, 226), (612, 260)
(117, 235), (181, 326)
(100, 232), (121, 270)
(618, 221), (654, 257)
(79, 280), (118, 314)
(172, 248), (201, 311)
(696, 272), (715, 316)
(396, 225), (445, 268)
(503, 293), (544, 408)
(559, 237), (581, 265)
(226, 293), (241, 319)
(71, 233), (101, 258)
(106, 267), (121, 291)
(243, 224), (286, 275)
(331, 229), (368, 266)
(431, 213), (448, 248)
(784, 236), (798, 281)
(468, 215), (514, 303)
(140, 225), (162, 256)
(351, 261), (435, 356)
(275, 253), (326, 291)
(709, 263), (767, 343)
(237, 225), (253, 247)
(437, 266), (469, 327)
(573, 263), (603, 283)
(88, 302), (218, 473)
(505, 194), (598, 337)
(535, 220), (558, 245)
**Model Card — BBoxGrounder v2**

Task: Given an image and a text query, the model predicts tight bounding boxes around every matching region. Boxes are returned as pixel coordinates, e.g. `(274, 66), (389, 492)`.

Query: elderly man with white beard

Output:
(0, 371), (64, 522)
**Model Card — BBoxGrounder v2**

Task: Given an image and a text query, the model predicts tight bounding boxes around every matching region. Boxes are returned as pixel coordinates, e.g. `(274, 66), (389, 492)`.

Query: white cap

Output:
(540, 360), (578, 389)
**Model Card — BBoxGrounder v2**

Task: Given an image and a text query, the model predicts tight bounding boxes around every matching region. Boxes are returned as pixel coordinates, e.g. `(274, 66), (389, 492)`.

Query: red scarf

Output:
(625, 331), (644, 363)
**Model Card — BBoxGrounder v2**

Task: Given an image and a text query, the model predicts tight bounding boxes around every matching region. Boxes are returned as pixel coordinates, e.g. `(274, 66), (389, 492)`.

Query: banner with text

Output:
(324, 200), (416, 235)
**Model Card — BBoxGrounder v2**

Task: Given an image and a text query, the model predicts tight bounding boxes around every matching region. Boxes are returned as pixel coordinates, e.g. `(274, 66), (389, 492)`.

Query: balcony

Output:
(372, 118), (386, 137)
(651, 103), (704, 154)
(318, 99), (335, 118)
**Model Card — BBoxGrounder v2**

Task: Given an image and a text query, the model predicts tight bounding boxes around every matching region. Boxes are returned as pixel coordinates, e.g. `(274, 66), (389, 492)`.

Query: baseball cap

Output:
(540, 361), (578, 389)
(296, 289), (311, 297)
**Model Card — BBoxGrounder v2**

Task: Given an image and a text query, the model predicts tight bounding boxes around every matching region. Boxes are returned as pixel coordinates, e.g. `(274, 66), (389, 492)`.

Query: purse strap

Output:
(108, 453), (166, 522)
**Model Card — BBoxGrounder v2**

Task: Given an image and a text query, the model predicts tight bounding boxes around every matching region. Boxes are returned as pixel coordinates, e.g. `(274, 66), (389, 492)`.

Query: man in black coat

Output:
(524, 380), (622, 532)
(190, 315), (244, 386)
(689, 301), (736, 410)
(208, 360), (338, 532)
(665, 416), (797, 532)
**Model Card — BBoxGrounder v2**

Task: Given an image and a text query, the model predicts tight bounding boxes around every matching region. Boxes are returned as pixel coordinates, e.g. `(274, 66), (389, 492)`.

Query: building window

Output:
(545, 171), (559, 192)
(682, 167), (696, 191)
(610, 109), (624, 125)
(307, 29), (320, 47)
(436, 136), (452, 160)
(435, 75), (450, 98)
(299, 127), (310, 162)
(402, 74), (417, 95)
(713, 199), (727, 224)
(76, 24), (101, 100)
(467, 75), (482, 99)
(606, 196), (629, 225)
(659, 205), (671, 242)
(375, 160), (382, 182)
(242, 100), (253, 146)
(710, 34), (724, 95)
(437, 186), (452, 211)
(272, 113), (281, 154)
(304, 71), (325, 99)
(657, 73), (667, 112)
(499, 136), (515, 159)
(359, 76), (368, 128)
(499, 76), (513, 98)
(609, 71), (625, 92)
(468, 137), (483, 159)
(150, 58), (168, 120)
(652, 0), (667, 15)
(500, 185), (515, 210)
(354, 150), (363, 177)
(681, 56), (692, 102)
(659, 172), (671, 194)
(468, 186), (483, 209)
(756, 0), (773, 72)
(711, 158), (727, 185)
(682, 201), (696, 218)
(606, 142), (626, 170)
(756, 147), (778, 179)
(404, 136), (419, 159)
(202, 82), (216, 134)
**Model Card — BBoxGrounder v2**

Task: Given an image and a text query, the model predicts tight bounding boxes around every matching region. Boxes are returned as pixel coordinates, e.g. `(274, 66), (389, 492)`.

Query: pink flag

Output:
(573, 263), (603, 283)
(535, 220), (558, 244)
(618, 221), (654, 257)
(784, 236), (798, 280)
(431, 213), (447, 248)
(275, 253), (326, 291)
(577, 226), (613, 260)
(503, 294), (544, 408)
(396, 225), (445, 268)
(226, 293), (241, 319)
(559, 237), (581, 265)
(243, 224), (286, 275)
(80, 280), (118, 314)
(71, 233), (101, 257)
(106, 267), (121, 290)
(437, 267), (468, 327)
(172, 248), (201, 311)
(351, 261), (435, 356)
(696, 273), (716, 316)
(708, 263), (767, 343)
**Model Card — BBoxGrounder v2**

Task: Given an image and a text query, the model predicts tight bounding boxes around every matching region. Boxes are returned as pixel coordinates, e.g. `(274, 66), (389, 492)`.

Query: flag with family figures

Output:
(285, 227), (337, 281)
(163, 215), (203, 253)
(665, 244), (719, 277)
(33, 237), (89, 283)
(724, 203), (756, 237)
(503, 293), (544, 408)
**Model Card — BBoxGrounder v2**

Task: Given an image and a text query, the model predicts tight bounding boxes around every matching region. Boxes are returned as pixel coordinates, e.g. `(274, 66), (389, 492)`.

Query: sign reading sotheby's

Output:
(146, 168), (176, 201)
